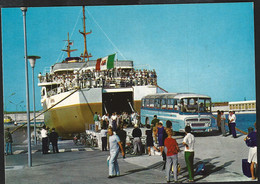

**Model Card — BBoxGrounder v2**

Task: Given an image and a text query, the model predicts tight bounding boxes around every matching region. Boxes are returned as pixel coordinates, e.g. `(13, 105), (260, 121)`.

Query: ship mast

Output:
(79, 6), (92, 62)
(62, 32), (77, 57)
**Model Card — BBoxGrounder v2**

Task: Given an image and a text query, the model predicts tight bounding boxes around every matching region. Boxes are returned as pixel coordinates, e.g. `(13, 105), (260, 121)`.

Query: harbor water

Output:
(235, 113), (256, 133)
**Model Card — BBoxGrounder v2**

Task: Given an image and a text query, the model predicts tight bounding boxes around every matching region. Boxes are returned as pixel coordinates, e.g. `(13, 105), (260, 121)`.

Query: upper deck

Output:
(51, 60), (134, 73)
(38, 60), (157, 98)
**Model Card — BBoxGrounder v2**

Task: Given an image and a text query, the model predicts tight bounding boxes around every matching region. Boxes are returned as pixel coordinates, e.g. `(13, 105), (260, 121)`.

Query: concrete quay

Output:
(4, 112), (44, 123)
(4, 131), (258, 184)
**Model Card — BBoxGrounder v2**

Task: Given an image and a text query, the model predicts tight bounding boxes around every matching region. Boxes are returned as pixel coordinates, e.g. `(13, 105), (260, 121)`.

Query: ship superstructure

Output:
(38, 7), (160, 137)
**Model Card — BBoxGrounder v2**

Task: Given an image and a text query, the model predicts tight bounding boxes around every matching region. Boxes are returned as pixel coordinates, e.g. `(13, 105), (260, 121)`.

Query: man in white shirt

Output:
(228, 111), (237, 138)
(41, 125), (48, 154)
(107, 128), (124, 178)
(111, 113), (117, 131)
(183, 126), (195, 182)
(102, 113), (109, 121)
(100, 126), (108, 151)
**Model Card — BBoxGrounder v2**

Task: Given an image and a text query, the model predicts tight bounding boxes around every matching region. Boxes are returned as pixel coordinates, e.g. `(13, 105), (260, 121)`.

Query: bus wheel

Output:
(145, 117), (149, 127)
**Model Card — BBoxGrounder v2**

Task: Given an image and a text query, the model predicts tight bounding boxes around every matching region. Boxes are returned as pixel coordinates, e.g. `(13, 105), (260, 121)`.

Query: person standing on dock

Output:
(101, 125), (108, 151)
(145, 124), (159, 156)
(164, 128), (180, 183)
(94, 112), (99, 132)
(111, 113), (117, 132)
(5, 128), (13, 155)
(217, 110), (221, 132)
(157, 121), (165, 155)
(162, 120), (173, 170)
(183, 126), (195, 182)
(107, 127), (125, 178)
(228, 111), (237, 138)
(41, 125), (49, 154)
(220, 111), (226, 136)
(132, 124), (142, 155)
(151, 115), (159, 128)
(49, 128), (59, 153)
(244, 122), (257, 180)
(151, 115), (159, 144)
(116, 125), (127, 158)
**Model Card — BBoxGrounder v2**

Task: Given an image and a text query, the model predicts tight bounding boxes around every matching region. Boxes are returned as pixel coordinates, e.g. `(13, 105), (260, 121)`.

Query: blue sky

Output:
(2, 3), (255, 112)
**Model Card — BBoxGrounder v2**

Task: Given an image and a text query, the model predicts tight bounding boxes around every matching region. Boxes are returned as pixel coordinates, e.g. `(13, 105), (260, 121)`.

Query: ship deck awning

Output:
(53, 68), (75, 72)
(102, 87), (133, 93)
(38, 82), (60, 87)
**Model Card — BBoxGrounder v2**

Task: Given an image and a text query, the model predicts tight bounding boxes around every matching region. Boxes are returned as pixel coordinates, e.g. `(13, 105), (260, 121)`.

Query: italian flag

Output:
(96, 54), (115, 71)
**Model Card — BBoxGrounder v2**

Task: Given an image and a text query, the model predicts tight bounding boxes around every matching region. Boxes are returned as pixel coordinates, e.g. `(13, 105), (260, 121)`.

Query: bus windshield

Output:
(178, 98), (211, 113)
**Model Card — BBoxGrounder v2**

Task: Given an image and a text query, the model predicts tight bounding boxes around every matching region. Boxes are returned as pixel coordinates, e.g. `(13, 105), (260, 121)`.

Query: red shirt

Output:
(164, 137), (178, 156)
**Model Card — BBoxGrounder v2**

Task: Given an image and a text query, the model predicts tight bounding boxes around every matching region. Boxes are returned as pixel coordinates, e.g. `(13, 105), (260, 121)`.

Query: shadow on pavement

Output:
(32, 151), (105, 167)
(118, 161), (164, 177)
(177, 156), (235, 182)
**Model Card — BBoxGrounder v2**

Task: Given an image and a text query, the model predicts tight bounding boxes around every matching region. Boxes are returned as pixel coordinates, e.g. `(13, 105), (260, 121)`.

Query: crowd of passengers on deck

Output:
(38, 68), (157, 96)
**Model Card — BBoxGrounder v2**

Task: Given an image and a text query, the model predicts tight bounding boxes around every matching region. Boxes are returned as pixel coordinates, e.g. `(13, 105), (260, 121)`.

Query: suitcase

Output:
(195, 163), (205, 175)
(242, 159), (251, 177)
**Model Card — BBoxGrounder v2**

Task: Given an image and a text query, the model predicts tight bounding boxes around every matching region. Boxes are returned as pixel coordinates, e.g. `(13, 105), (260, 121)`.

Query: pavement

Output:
(4, 130), (258, 184)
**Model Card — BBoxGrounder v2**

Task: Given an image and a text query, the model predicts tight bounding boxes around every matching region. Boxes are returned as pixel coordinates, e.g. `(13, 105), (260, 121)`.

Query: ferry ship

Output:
(38, 7), (163, 137)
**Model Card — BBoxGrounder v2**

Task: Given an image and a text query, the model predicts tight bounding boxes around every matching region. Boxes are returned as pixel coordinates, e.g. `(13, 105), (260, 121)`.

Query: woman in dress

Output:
(146, 124), (158, 156)
(157, 121), (165, 155)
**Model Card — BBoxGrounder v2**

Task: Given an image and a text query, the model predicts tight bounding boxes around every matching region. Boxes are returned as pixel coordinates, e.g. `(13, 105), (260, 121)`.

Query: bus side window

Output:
(161, 98), (166, 109)
(155, 98), (160, 109)
(167, 98), (173, 110)
(150, 99), (154, 108)
(174, 99), (178, 110)
(144, 99), (149, 107)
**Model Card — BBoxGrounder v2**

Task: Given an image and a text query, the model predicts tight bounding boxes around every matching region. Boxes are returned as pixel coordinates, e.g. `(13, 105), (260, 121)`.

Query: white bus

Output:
(140, 93), (213, 133)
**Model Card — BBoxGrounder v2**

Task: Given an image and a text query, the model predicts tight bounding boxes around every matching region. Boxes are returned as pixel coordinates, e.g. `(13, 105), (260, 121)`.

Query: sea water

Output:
(235, 113), (256, 133)
(212, 113), (256, 133)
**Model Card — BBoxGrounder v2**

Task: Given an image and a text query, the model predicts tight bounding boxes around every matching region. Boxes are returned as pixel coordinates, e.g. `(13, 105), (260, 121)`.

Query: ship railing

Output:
(39, 76), (157, 85)
(38, 68), (157, 85)
(41, 74), (157, 97)
(55, 80), (155, 93)
(45, 79), (157, 96)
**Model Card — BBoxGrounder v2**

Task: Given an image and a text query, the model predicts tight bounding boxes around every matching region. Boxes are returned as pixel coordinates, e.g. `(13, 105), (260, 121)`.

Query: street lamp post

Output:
(28, 55), (41, 145)
(21, 6), (32, 167)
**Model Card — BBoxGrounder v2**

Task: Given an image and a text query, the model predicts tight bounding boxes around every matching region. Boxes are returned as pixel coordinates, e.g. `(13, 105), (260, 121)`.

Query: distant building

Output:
(229, 100), (256, 111)
(213, 102), (229, 107)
